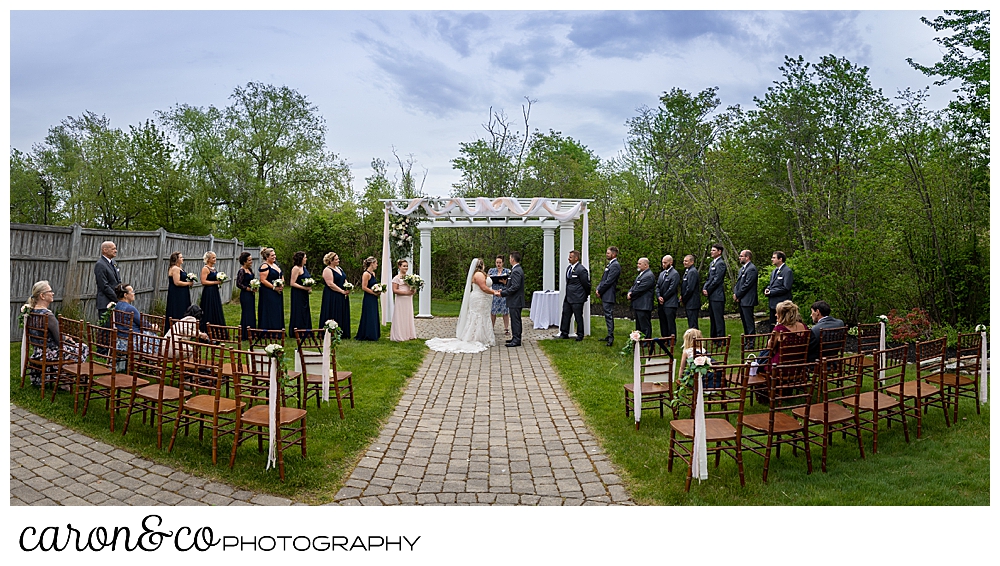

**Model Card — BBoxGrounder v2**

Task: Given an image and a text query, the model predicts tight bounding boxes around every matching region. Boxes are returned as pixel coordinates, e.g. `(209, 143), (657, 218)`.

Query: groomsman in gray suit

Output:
(764, 250), (793, 325)
(732, 249), (759, 335)
(702, 244), (727, 338)
(627, 257), (655, 339)
(595, 246), (621, 346)
(680, 254), (701, 330)
(656, 255), (680, 338)
(556, 250), (590, 341)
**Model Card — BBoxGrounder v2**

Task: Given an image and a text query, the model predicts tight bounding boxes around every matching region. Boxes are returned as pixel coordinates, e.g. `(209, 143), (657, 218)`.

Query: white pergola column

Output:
(542, 227), (555, 291)
(417, 223), (433, 318)
(558, 221), (574, 332)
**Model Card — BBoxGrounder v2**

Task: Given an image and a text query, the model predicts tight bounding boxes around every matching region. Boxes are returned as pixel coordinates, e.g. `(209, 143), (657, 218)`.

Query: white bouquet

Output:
(301, 278), (316, 287)
(877, 314), (889, 323)
(249, 279), (261, 291)
(216, 272), (229, 283)
(371, 283), (386, 294)
(342, 282), (354, 292)
(273, 278), (284, 290)
(975, 324), (989, 333)
(263, 343), (284, 358)
(403, 273), (424, 291)
(186, 272), (198, 283)
(324, 319), (343, 344)
(324, 319), (339, 332)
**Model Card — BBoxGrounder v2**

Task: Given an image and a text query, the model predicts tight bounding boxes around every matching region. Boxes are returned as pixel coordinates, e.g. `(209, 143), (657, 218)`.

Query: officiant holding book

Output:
(489, 255), (511, 336)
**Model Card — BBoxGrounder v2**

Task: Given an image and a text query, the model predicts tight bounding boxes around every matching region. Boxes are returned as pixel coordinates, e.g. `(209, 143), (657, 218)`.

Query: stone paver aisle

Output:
(332, 318), (632, 506)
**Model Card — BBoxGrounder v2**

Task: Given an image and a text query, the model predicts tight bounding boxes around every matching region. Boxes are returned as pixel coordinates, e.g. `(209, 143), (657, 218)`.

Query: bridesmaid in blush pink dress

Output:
(390, 259), (418, 342)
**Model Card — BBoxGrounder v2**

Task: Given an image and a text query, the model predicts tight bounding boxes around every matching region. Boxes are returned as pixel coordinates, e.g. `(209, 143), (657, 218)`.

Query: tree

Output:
(160, 82), (351, 244)
(521, 130), (599, 199)
(907, 10), (989, 145)
(10, 148), (60, 225)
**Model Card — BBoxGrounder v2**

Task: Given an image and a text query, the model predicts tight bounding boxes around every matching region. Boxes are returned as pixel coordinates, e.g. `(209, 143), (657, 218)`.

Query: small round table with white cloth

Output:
(529, 290), (561, 329)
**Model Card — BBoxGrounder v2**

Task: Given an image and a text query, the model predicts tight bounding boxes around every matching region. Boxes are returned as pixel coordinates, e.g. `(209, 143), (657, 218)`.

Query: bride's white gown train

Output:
(426, 274), (497, 354)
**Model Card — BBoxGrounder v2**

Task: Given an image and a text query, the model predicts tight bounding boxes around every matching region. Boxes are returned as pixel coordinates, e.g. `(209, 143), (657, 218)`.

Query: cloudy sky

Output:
(10, 9), (958, 196)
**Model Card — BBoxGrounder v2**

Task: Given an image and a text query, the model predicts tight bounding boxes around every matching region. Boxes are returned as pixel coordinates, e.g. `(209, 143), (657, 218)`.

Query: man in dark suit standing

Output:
(627, 257), (655, 338)
(702, 244), (727, 338)
(679, 254), (701, 330)
(556, 250), (591, 341)
(95, 240), (121, 323)
(732, 249), (759, 335)
(764, 250), (793, 325)
(499, 251), (525, 347)
(656, 255), (680, 338)
(595, 246), (621, 346)
(807, 300), (845, 361)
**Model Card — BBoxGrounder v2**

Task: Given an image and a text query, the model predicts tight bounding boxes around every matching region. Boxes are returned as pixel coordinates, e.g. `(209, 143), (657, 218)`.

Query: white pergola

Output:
(379, 197), (594, 336)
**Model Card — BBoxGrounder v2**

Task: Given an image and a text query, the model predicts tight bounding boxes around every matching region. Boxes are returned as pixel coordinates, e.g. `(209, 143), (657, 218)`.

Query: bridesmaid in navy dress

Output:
(165, 251), (194, 322)
(288, 251), (313, 337)
(355, 256), (382, 341)
(257, 247), (285, 331)
(319, 252), (351, 338)
(198, 251), (226, 332)
(236, 252), (256, 340)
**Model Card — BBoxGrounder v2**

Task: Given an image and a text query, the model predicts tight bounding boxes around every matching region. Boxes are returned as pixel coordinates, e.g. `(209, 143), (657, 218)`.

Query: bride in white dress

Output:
(426, 258), (497, 354)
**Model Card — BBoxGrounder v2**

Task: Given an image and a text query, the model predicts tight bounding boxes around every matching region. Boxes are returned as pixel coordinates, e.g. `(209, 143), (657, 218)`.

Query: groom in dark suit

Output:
(95, 240), (121, 324)
(499, 251), (525, 347)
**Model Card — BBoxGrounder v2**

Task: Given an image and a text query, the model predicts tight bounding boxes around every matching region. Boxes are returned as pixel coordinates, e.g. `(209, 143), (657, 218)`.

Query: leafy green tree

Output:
(10, 148), (60, 224)
(907, 10), (989, 146)
(160, 82), (350, 244)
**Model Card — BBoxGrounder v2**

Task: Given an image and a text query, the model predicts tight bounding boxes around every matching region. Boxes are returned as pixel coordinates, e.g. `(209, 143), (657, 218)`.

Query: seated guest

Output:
(24, 280), (89, 386)
(163, 305), (210, 358)
(677, 327), (705, 376)
(114, 283), (159, 353)
(766, 300), (809, 367)
(807, 300), (845, 361)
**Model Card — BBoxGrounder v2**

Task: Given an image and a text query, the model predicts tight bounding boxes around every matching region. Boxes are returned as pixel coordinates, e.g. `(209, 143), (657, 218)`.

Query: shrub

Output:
(886, 307), (932, 343)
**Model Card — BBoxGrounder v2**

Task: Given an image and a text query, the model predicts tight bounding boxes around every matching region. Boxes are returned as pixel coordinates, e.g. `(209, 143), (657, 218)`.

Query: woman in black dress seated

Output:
(355, 256), (382, 341)
(319, 251), (351, 338)
(235, 252), (256, 340)
(257, 247), (285, 331)
(165, 251), (194, 322)
(288, 251), (313, 337)
(198, 251), (226, 332)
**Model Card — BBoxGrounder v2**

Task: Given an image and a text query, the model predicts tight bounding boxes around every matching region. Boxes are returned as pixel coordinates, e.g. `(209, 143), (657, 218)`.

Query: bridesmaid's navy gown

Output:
(257, 264), (285, 331)
(165, 270), (191, 322)
(319, 266), (351, 339)
(236, 269), (256, 340)
(288, 266), (313, 337)
(355, 272), (381, 341)
(199, 269), (226, 332)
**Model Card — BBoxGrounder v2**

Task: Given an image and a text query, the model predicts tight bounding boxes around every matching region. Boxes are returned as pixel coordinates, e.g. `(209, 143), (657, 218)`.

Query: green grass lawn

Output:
(10, 292), (439, 503)
(539, 316), (990, 505)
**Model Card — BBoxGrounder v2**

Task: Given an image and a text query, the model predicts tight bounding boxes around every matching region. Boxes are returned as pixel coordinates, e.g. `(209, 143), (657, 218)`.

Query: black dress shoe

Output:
(553, 333), (570, 339)
(505, 341), (521, 347)
(575, 336), (584, 341)
(606, 337), (614, 346)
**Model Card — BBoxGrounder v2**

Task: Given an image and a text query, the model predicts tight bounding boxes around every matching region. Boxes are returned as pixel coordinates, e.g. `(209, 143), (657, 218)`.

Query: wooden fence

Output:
(10, 223), (258, 339)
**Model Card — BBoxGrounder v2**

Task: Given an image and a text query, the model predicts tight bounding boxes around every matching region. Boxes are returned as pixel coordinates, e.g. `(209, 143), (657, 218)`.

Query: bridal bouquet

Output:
(403, 274), (424, 291)
(216, 272), (229, 283)
(249, 279), (261, 292)
(186, 273), (198, 283)
(301, 278), (316, 287)
(273, 278), (284, 290)
(371, 283), (386, 294)
(342, 282), (354, 292)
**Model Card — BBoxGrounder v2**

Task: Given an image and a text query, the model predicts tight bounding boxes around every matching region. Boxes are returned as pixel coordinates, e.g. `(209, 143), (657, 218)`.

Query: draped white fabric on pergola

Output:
(379, 197), (594, 336)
